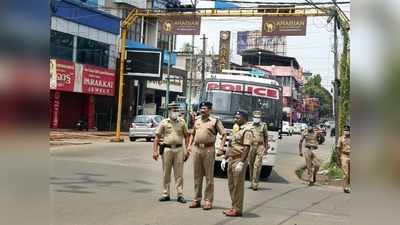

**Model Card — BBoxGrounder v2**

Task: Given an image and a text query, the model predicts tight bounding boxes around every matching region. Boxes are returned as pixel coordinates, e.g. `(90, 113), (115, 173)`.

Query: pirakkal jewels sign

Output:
(262, 16), (307, 36)
(159, 15), (201, 35)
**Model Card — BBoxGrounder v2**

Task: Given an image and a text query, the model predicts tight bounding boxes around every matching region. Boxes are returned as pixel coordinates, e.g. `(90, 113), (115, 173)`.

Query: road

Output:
(51, 135), (349, 225)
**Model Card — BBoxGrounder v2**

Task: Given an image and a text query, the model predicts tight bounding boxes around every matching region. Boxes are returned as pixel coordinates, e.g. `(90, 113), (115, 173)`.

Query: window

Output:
(50, 30), (74, 60)
(76, 36), (109, 68)
(122, 9), (142, 42)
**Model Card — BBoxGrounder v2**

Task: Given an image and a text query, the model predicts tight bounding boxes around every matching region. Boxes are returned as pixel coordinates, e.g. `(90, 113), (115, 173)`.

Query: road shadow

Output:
(260, 170), (289, 184)
(51, 172), (129, 194)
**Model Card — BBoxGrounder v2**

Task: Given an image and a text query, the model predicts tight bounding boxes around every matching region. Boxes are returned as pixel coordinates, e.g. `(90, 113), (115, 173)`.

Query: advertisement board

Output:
(159, 15), (201, 35)
(125, 49), (163, 80)
(50, 59), (75, 92)
(237, 30), (286, 55)
(218, 31), (231, 72)
(82, 64), (115, 96)
(262, 16), (307, 36)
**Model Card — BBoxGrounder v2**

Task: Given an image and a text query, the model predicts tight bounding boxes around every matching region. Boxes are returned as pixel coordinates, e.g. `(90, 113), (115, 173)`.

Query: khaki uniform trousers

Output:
(192, 145), (215, 203)
(249, 145), (263, 188)
(297, 147), (321, 182)
(341, 154), (350, 188)
(162, 147), (184, 197)
(228, 158), (248, 213)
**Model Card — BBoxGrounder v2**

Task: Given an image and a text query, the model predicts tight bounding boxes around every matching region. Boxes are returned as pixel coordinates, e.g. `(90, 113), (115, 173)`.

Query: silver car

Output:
(129, 115), (164, 142)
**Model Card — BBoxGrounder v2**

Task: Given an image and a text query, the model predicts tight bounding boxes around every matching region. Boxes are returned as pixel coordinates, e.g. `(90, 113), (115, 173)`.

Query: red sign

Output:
(82, 64), (115, 96)
(207, 82), (279, 100)
(55, 59), (75, 92)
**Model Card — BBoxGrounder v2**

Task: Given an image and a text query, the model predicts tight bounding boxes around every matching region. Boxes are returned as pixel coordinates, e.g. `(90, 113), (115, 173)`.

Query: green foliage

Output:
(303, 74), (333, 118)
(180, 42), (192, 53)
(338, 14), (350, 136)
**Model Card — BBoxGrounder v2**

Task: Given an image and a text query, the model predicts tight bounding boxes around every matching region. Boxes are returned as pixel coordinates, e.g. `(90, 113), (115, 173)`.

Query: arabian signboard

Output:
(262, 16), (307, 36)
(206, 82), (280, 100)
(218, 31), (231, 72)
(159, 15), (201, 35)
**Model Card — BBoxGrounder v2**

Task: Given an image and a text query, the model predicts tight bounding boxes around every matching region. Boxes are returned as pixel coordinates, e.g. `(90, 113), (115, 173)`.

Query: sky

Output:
(176, 0), (351, 92)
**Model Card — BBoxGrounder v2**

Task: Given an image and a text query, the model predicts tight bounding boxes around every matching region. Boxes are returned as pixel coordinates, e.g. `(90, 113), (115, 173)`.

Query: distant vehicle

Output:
(324, 120), (335, 129)
(293, 123), (303, 134)
(202, 69), (283, 179)
(129, 115), (164, 142)
(281, 121), (293, 136)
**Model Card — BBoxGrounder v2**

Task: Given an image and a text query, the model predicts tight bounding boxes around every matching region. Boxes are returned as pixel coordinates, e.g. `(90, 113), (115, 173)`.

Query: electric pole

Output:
(333, 8), (340, 145)
(200, 34), (207, 102)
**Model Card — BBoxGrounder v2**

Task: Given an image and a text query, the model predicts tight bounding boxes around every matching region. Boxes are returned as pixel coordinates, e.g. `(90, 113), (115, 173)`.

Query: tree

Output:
(303, 74), (333, 119)
(180, 42), (192, 53)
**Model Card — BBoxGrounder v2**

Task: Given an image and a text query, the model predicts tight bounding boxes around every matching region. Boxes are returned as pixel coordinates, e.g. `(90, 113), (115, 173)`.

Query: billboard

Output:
(159, 15), (201, 35)
(50, 59), (75, 92)
(237, 30), (286, 55)
(262, 16), (307, 36)
(125, 49), (163, 80)
(218, 31), (231, 72)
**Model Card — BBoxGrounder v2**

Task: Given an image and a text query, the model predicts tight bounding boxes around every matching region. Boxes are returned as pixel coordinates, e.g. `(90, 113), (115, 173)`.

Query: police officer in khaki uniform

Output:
(221, 110), (253, 217)
(298, 125), (321, 186)
(248, 110), (268, 191)
(337, 125), (351, 193)
(187, 101), (226, 210)
(153, 102), (189, 203)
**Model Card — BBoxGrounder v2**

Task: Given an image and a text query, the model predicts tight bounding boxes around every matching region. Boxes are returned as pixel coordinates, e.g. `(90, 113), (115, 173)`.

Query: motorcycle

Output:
(75, 120), (88, 131)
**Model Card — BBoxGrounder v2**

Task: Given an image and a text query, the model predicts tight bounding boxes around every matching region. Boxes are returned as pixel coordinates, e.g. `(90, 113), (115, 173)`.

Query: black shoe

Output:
(159, 196), (170, 202)
(177, 196), (187, 203)
(252, 187), (258, 191)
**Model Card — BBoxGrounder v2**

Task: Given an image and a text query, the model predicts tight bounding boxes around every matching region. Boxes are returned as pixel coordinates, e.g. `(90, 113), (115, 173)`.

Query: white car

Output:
(293, 123), (303, 134)
(281, 121), (293, 136)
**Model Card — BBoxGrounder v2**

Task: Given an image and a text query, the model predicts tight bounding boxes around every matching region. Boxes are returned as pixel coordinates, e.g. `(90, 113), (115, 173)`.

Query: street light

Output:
(258, 51), (261, 66)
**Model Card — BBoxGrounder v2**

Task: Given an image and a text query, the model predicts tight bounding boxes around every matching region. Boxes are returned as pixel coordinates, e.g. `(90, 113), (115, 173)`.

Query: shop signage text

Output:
(207, 82), (279, 100)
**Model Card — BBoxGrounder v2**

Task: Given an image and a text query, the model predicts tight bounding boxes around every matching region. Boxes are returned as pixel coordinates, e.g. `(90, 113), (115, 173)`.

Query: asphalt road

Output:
(51, 135), (349, 225)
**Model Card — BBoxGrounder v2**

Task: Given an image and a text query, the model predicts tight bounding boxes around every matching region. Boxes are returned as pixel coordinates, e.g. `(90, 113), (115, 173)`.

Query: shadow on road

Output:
(260, 170), (289, 184)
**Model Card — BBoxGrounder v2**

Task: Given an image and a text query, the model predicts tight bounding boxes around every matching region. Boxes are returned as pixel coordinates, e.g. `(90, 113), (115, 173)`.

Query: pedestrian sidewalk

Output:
(50, 130), (128, 147)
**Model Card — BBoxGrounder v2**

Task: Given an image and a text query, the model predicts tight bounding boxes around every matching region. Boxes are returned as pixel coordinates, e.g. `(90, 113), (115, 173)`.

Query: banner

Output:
(82, 64), (115, 96)
(218, 31), (231, 72)
(262, 16), (307, 36)
(159, 15), (201, 35)
(51, 59), (75, 92)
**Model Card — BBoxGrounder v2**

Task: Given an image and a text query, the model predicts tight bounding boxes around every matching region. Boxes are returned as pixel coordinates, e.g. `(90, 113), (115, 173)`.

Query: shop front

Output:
(49, 59), (115, 130)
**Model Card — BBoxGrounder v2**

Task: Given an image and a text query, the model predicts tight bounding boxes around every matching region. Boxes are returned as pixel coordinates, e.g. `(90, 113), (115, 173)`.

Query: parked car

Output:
(281, 121), (293, 136)
(129, 115), (164, 142)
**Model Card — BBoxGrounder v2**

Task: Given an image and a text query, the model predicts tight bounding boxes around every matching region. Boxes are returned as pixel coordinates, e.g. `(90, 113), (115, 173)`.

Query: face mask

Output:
(169, 112), (178, 120)
(344, 131), (350, 136)
(253, 118), (261, 123)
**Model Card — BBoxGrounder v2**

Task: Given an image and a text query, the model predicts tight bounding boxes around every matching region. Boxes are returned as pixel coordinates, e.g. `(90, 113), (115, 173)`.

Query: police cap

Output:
(236, 110), (249, 120)
(167, 102), (179, 110)
(252, 110), (262, 118)
(199, 101), (213, 109)
(344, 125), (350, 131)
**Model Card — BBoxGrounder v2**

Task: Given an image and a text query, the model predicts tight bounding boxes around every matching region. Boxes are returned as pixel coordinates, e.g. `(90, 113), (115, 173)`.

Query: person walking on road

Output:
(152, 102), (190, 203)
(187, 101), (227, 210)
(221, 110), (253, 217)
(337, 125), (351, 193)
(297, 125), (322, 186)
(248, 110), (268, 191)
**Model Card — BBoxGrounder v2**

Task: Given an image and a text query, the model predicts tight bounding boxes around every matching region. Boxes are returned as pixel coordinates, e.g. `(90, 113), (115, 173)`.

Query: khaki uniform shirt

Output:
(338, 135), (351, 155)
(301, 130), (318, 149)
(228, 124), (253, 157)
(155, 118), (188, 145)
(192, 116), (226, 144)
(250, 122), (268, 145)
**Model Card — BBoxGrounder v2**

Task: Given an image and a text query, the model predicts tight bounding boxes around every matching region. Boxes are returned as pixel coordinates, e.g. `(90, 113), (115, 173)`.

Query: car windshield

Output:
(134, 116), (152, 123)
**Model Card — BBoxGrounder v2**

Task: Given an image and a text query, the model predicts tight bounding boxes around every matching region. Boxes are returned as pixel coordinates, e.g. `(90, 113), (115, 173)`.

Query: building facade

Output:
(50, 0), (120, 130)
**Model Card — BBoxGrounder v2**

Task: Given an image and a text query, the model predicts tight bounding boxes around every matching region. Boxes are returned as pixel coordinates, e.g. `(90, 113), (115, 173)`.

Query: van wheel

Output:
(261, 166), (273, 179)
(130, 137), (136, 142)
(146, 138), (152, 142)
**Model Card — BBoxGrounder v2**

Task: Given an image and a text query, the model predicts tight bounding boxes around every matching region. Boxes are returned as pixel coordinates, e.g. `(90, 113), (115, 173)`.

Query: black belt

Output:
(164, 144), (182, 148)
(194, 143), (214, 148)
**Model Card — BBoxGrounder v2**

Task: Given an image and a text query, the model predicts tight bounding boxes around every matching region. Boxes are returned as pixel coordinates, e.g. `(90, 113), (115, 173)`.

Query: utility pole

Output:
(333, 9), (340, 145)
(187, 35), (195, 122)
(165, 35), (172, 118)
(200, 34), (207, 102)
